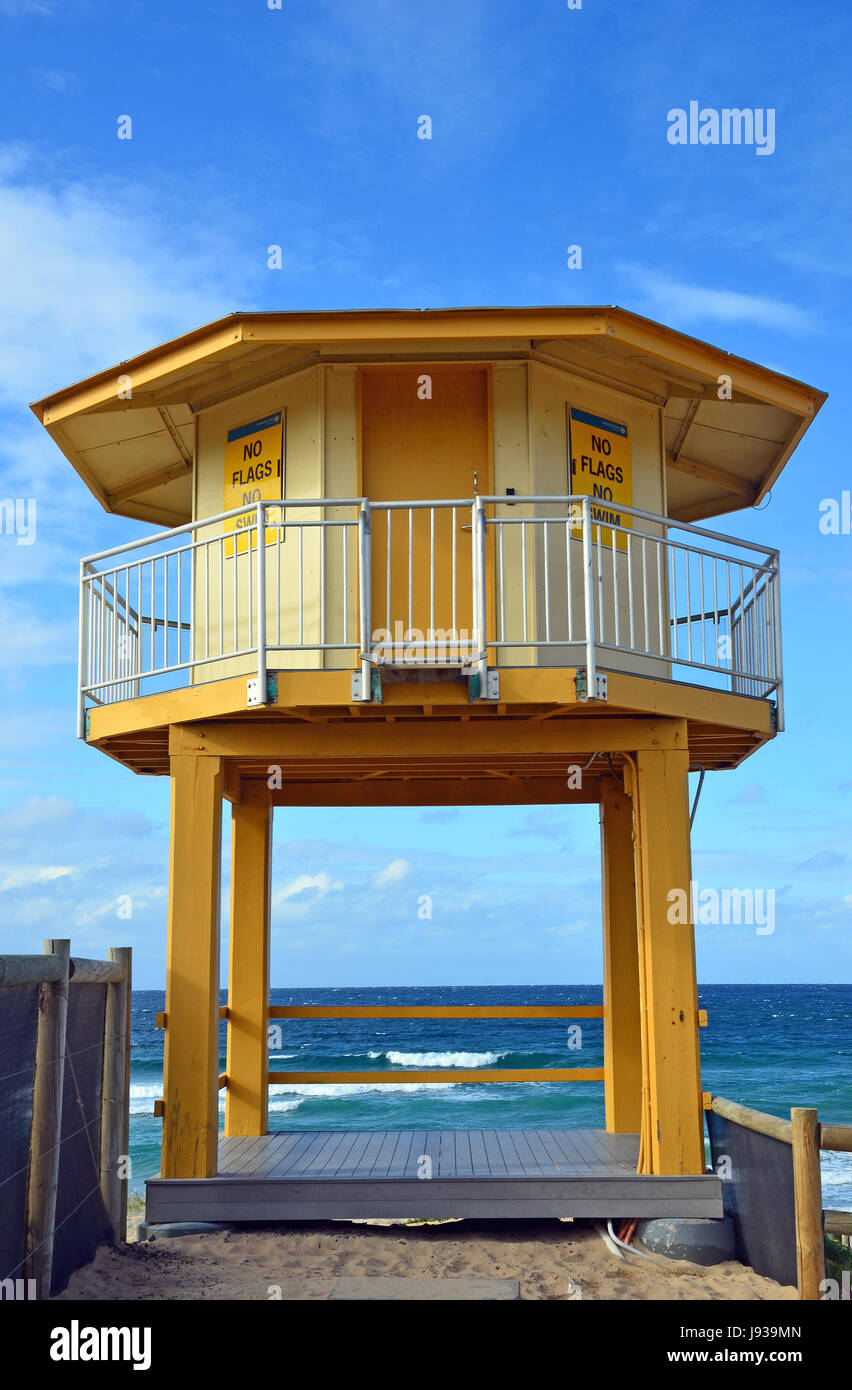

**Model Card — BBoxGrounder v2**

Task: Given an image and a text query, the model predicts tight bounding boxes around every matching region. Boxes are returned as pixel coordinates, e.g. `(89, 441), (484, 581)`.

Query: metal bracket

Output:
(246, 673), (277, 707)
(769, 702), (778, 733)
(351, 669), (383, 703)
(575, 668), (608, 703)
(468, 668), (500, 701)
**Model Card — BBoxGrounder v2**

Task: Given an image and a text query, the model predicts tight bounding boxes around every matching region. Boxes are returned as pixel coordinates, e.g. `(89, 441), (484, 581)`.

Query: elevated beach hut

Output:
(32, 307), (825, 1222)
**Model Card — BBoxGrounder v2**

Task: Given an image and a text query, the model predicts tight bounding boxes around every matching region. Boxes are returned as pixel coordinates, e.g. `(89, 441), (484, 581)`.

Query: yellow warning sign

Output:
(223, 411), (284, 556)
(567, 406), (632, 551)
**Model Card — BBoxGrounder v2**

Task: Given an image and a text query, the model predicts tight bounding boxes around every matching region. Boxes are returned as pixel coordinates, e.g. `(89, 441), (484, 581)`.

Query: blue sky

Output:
(0, 0), (850, 987)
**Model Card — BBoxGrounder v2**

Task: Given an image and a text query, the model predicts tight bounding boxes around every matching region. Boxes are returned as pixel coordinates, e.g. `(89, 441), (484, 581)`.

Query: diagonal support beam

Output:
(666, 451), (759, 502)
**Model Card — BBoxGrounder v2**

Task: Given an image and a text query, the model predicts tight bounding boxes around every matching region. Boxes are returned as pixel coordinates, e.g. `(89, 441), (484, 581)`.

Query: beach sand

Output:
(55, 1218), (797, 1301)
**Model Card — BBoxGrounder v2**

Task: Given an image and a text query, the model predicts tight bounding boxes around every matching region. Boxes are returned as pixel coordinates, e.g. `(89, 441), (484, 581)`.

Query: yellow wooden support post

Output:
(161, 750), (224, 1179)
(225, 780), (272, 1137)
(600, 777), (642, 1134)
(633, 736), (705, 1175)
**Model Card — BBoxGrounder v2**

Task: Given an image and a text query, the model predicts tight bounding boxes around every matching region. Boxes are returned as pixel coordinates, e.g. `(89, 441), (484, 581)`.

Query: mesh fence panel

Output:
(707, 1109), (797, 1288)
(51, 984), (113, 1296)
(0, 984), (39, 1287)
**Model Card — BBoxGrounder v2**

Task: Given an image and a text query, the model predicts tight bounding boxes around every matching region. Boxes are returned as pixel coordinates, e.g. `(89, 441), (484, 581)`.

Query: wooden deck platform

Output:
(145, 1130), (723, 1223)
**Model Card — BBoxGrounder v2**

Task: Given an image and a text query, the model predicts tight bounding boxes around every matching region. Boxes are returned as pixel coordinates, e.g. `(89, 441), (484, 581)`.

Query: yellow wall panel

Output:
(187, 356), (674, 687)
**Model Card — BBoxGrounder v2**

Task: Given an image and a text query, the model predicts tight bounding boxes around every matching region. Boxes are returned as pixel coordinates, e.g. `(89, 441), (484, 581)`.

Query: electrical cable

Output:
(689, 767), (706, 830)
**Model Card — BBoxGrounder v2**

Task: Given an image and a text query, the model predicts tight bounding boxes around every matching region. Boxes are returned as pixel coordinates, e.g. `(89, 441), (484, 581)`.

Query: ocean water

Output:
(129, 983), (852, 1207)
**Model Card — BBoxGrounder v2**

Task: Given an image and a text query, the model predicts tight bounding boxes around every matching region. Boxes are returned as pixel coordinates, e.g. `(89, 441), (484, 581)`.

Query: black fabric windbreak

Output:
(707, 1109), (798, 1289)
(51, 983), (114, 1296)
(0, 983), (39, 1289)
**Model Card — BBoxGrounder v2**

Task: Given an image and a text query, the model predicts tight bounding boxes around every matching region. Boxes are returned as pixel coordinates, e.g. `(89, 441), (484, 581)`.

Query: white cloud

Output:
(0, 154), (241, 406)
(0, 793), (168, 964)
(0, 864), (73, 890)
(620, 266), (813, 334)
(508, 808), (572, 843)
(30, 69), (77, 93)
(372, 858), (411, 888)
(0, 595), (76, 670)
(726, 782), (767, 807)
(0, 141), (404, 417)
(72, 884), (164, 928)
(275, 871), (343, 901)
(272, 871), (343, 914)
(0, 1), (53, 13)
(0, 147), (265, 706)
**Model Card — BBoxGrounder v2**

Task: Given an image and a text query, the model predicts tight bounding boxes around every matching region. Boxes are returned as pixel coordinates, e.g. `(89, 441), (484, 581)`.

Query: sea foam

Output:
(384, 1050), (506, 1068)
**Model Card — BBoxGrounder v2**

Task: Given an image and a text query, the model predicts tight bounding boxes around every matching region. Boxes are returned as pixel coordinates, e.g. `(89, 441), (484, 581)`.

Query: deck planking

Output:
(147, 1128), (723, 1224)
(215, 1128), (661, 1181)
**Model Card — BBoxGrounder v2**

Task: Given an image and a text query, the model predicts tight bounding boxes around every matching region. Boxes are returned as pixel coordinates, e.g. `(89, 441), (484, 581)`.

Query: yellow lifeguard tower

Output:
(33, 307), (824, 1222)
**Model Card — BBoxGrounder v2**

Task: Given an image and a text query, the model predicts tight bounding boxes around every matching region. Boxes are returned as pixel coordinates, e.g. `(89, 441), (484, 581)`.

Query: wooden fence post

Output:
(99, 946), (132, 1242)
(792, 1107), (825, 1300)
(24, 938), (70, 1296)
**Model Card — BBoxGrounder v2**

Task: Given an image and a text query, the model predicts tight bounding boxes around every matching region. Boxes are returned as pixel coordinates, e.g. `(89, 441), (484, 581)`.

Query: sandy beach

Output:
(56, 1219), (797, 1301)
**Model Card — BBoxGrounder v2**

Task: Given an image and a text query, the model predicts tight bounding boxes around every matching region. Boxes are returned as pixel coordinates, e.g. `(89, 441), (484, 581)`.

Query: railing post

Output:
(357, 500), (372, 701)
(791, 1107), (825, 1300)
(255, 501), (267, 703)
(771, 552), (785, 732)
(77, 562), (89, 739)
(99, 947), (132, 1243)
(24, 938), (70, 1297)
(473, 495), (488, 690)
(581, 495), (597, 696)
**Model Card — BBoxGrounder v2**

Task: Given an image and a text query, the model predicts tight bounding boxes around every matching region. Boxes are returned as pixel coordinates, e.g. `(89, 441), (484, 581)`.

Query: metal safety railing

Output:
(77, 494), (783, 733)
(486, 496), (782, 716)
(78, 499), (363, 734)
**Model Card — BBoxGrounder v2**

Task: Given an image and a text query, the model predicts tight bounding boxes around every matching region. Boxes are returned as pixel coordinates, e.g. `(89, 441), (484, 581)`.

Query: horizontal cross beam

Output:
(267, 1005), (604, 1019)
(268, 1069), (604, 1085)
(170, 716), (687, 761)
(255, 775), (604, 808)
